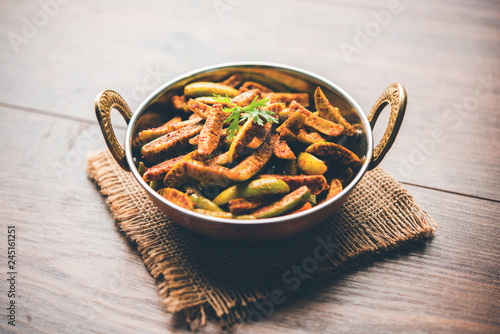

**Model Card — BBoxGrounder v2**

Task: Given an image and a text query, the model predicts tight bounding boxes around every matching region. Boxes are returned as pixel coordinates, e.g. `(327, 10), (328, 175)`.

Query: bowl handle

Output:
(95, 90), (132, 171)
(367, 83), (407, 170)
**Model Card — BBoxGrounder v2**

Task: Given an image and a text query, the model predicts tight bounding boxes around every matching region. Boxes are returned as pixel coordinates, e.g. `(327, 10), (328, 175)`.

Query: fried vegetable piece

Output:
(141, 123), (203, 163)
(257, 174), (329, 195)
(264, 102), (286, 116)
(241, 81), (273, 93)
(305, 142), (360, 166)
(326, 178), (343, 200)
(275, 110), (306, 133)
(184, 183), (223, 211)
(231, 89), (260, 107)
(184, 82), (239, 98)
(278, 102), (344, 137)
(263, 92), (309, 107)
(297, 152), (328, 175)
(138, 116), (196, 144)
(193, 209), (256, 220)
(182, 160), (232, 187)
(187, 99), (212, 119)
(227, 196), (268, 214)
(198, 103), (225, 159)
(227, 118), (261, 163)
(162, 150), (201, 188)
(206, 151), (230, 166)
(157, 188), (194, 210)
(228, 141), (274, 182)
(248, 122), (272, 149)
(213, 178), (290, 205)
(280, 127), (297, 142)
(303, 110), (344, 137)
(249, 186), (311, 218)
(290, 202), (312, 215)
(314, 87), (356, 136)
(297, 128), (324, 145)
(143, 155), (185, 182)
(271, 133), (296, 160)
(189, 135), (199, 146)
(220, 74), (242, 87)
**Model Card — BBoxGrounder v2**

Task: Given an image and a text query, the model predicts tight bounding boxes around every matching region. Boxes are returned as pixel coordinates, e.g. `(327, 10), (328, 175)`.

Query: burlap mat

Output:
(87, 149), (436, 328)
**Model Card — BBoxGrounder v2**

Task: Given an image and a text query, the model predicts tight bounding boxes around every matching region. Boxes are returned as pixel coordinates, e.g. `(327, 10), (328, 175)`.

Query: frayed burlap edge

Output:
(87, 150), (436, 329)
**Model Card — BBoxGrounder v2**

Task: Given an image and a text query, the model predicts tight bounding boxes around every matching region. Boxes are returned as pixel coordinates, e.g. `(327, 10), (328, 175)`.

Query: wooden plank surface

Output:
(0, 0), (499, 332)
(0, 107), (498, 333)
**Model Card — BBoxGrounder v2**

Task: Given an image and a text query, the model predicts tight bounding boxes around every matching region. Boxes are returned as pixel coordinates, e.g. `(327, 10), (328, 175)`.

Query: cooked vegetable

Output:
(138, 117), (200, 144)
(296, 128), (325, 145)
(138, 74), (361, 219)
(305, 142), (360, 166)
(227, 196), (268, 214)
(213, 178), (290, 205)
(184, 183), (223, 212)
(257, 174), (329, 195)
(197, 103), (225, 159)
(227, 118), (262, 163)
(157, 188), (194, 210)
(271, 134), (296, 160)
(231, 89), (260, 107)
(187, 99), (212, 119)
(184, 82), (239, 98)
(248, 122), (272, 149)
(326, 178), (343, 200)
(182, 160), (232, 187)
(137, 161), (147, 176)
(249, 186), (311, 218)
(297, 152), (328, 175)
(228, 141), (274, 182)
(141, 123), (203, 163)
(143, 155), (185, 182)
(262, 92), (310, 107)
(314, 87), (356, 135)
(290, 202), (312, 214)
(240, 81), (273, 93)
(220, 74), (242, 87)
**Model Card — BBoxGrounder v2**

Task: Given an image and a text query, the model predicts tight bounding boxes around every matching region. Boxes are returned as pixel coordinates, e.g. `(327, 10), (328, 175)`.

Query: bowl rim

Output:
(124, 61), (373, 226)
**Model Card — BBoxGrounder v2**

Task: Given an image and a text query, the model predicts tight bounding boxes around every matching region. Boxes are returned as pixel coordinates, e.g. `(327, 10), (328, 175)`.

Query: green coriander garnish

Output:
(213, 95), (278, 140)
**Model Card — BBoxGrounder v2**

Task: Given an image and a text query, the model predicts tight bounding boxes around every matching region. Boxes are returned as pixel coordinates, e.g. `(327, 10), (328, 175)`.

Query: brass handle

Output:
(95, 90), (133, 171)
(367, 83), (407, 170)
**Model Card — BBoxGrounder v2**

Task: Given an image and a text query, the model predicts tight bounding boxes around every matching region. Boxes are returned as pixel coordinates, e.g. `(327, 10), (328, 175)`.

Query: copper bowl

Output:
(95, 62), (406, 241)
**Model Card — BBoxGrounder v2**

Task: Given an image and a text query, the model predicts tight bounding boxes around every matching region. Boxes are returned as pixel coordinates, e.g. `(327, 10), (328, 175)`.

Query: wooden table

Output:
(1, 0), (498, 332)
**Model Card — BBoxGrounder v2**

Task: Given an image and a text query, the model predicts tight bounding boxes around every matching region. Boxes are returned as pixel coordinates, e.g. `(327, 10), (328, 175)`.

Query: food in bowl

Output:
(136, 74), (361, 219)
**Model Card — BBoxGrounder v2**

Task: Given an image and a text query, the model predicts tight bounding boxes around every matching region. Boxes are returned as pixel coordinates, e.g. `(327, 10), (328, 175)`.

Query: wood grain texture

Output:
(0, 107), (498, 333)
(0, 0), (498, 332)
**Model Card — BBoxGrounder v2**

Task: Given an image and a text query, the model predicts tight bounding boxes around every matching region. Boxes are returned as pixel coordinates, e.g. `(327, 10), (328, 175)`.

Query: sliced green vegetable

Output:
(137, 161), (147, 177)
(184, 183), (223, 212)
(184, 82), (239, 98)
(297, 152), (328, 175)
(249, 186), (311, 218)
(213, 178), (290, 206)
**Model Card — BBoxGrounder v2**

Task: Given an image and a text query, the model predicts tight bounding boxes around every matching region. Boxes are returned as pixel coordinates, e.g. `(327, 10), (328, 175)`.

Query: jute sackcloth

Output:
(87, 149), (436, 327)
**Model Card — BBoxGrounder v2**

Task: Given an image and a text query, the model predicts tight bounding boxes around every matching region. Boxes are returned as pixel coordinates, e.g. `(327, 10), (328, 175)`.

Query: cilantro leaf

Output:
(213, 94), (279, 140)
